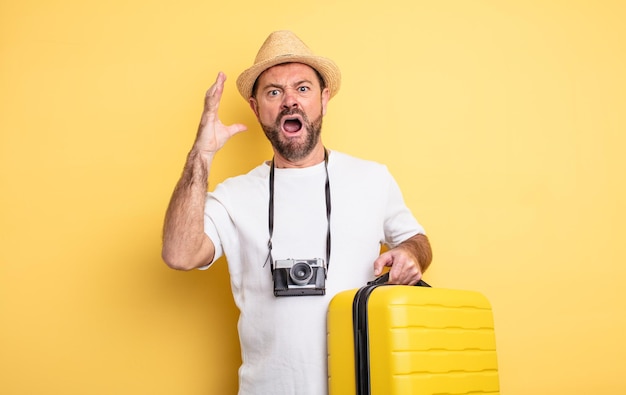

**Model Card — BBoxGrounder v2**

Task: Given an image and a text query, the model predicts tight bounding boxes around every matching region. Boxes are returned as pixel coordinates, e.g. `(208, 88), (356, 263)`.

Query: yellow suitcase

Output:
(327, 278), (500, 395)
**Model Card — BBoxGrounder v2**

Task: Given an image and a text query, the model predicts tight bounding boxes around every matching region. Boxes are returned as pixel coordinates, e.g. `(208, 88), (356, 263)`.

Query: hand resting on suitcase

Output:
(372, 234), (432, 286)
(368, 272), (431, 287)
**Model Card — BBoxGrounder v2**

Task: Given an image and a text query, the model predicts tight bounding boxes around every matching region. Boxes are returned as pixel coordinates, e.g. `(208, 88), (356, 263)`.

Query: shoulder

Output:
(210, 162), (270, 198)
(328, 150), (391, 179)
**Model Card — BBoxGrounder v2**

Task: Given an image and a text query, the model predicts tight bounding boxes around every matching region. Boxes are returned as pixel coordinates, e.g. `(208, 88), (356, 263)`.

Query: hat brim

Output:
(236, 54), (341, 100)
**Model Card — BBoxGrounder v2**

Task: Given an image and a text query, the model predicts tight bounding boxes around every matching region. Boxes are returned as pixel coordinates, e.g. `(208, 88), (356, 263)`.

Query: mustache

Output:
(277, 107), (308, 122)
(273, 108), (310, 132)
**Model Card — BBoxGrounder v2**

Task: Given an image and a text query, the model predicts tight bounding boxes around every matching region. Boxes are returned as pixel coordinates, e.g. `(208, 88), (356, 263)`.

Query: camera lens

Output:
(290, 261), (313, 285)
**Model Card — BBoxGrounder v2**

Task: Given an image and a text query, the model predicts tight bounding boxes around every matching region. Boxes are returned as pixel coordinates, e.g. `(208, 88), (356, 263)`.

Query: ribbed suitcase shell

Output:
(327, 285), (500, 395)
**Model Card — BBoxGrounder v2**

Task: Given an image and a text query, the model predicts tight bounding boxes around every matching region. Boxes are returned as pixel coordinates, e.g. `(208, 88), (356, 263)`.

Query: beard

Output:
(260, 107), (323, 162)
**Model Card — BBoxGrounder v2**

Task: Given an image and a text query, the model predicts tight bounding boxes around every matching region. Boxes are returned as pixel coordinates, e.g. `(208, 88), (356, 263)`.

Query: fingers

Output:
(195, 72), (248, 149)
(389, 264), (421, 285)
(374, 250), (422, 285)
(225, 122), (248, 138)
(203, 72), (227, 122)
(373, 253), (391, 276)
(388, 261), (415, 284)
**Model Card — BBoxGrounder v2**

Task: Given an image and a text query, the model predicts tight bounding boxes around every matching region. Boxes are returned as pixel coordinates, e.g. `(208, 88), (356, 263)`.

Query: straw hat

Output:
(236, 30), (341, 100)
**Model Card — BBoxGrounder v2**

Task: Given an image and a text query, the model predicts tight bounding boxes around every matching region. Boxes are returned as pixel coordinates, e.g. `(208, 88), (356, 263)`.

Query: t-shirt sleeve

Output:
(198, 193), (226, 270)
(382, 170), (425, 248)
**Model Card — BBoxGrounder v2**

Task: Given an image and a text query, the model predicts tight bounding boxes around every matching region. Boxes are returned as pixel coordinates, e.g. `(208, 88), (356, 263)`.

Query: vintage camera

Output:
(272, 258), (327, 296)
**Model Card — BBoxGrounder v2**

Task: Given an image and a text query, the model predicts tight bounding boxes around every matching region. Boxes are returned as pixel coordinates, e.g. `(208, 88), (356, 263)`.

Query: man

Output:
(162, 30), (432, 395)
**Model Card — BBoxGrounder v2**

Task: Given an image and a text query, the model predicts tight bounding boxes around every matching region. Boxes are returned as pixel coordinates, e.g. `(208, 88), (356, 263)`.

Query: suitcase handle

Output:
(367, 272), (431, 287)
(354, 273), (431, 394)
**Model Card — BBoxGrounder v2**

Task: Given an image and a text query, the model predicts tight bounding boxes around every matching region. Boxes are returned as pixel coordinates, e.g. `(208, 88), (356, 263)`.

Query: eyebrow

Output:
(260, 79), (315, 92)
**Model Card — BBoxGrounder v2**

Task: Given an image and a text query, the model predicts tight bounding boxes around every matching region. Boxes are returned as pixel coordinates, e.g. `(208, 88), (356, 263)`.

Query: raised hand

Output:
(194, 72), (247, 156)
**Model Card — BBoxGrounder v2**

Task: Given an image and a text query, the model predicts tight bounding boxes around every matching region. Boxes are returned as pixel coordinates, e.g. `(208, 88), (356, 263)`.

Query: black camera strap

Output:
(265, 149), (331, 273)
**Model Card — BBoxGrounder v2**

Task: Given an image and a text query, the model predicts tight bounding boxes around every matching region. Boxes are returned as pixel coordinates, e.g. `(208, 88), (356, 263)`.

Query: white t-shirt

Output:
(203, 150), (424, 395)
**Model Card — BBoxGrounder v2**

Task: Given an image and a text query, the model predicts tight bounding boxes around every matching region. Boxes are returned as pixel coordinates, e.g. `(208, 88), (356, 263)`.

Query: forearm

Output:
(162, 149), (215, 270)
(397, 233), (432, 273)
(162, 73), (246, 270)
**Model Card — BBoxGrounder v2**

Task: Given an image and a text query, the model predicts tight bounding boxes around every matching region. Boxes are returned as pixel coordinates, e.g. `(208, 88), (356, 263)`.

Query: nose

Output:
(281, 89), (299, 110)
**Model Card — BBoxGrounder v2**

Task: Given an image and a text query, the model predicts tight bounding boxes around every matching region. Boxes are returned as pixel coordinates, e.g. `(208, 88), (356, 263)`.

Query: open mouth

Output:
(282, 117), (303, 133)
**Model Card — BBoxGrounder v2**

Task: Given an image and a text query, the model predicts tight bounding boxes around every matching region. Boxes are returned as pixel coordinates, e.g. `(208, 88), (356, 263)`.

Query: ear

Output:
(321, 88), (330, 116)
(249, 97), (259, 117)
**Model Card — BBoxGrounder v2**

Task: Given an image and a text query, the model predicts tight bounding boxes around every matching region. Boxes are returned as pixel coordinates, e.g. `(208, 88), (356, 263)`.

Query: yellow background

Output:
(1, 1), (625, 394)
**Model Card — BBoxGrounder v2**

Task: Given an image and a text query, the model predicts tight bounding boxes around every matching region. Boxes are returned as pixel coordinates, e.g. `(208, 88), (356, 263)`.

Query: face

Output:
(249, 63), (330, 163)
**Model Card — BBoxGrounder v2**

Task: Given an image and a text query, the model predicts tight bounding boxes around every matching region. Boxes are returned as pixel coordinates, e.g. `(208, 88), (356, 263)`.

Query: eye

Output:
(268, 89), (280, 97)
(298, 86), (310, 93)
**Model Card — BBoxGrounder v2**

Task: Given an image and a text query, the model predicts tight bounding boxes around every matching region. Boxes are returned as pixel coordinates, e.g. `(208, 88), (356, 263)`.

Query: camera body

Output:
(272, 258), (327, 296)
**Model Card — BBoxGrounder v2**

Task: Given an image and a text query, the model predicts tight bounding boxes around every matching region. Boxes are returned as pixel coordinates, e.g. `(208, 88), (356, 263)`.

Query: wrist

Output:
(180, 148), (212, 189)
(189, 146), (216, 163)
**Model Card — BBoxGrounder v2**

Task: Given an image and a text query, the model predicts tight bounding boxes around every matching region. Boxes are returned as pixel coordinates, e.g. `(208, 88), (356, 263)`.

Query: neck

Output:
(272, 143), (327, 169)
